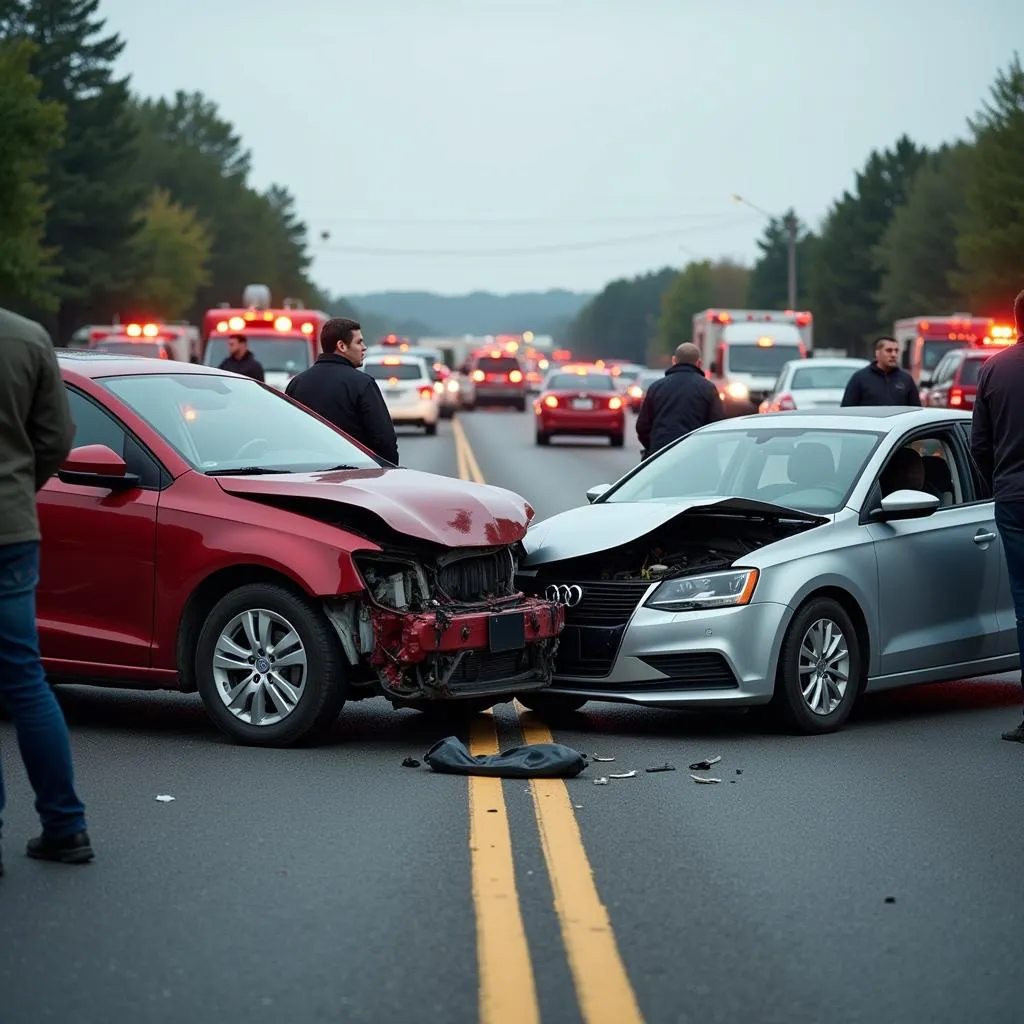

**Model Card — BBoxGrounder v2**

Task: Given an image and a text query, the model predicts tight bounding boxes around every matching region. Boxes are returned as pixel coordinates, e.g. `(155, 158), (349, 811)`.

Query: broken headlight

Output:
(354, 554), (430, 611)
(644, 568), (759, 612)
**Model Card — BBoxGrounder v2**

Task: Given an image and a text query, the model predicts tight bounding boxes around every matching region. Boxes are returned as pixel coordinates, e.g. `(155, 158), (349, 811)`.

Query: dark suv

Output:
(467, 352), (528, 410)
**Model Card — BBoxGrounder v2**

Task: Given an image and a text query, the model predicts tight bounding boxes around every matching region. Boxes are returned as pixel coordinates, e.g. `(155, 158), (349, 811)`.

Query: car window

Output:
(65, 387), (164, 489)
(957, 422), (992, 500)
(790, 365), (862, 390)
(958, 358), (987, 386)
(870, 430), (966, 509)
(547, 373), (617, 391)
(363, 361), (425, 381)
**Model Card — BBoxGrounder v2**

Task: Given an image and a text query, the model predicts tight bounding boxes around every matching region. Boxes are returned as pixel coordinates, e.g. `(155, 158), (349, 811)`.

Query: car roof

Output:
(703, 407), (972, 433)
(57, 349), (235, 379)
(788, 357), (867, 367)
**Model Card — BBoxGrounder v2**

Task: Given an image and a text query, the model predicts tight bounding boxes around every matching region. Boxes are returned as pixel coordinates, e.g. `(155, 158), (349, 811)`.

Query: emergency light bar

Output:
(214, 314), (317, 335)
(706, 310), (812, 326)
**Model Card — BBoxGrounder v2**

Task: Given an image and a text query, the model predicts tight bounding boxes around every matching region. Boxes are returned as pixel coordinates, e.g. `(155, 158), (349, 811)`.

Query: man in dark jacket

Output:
(218, 334), (264, 381)
(0, 307), (93, 874)
(636, 342), (724, 458)
(285, 318), (399, 464)
(972, 288), (1024, 743)
(841, 337), (920, 406)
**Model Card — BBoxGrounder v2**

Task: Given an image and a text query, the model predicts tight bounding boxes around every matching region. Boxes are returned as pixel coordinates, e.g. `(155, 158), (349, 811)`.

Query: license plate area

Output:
(571, 398), (593, 410)
(488, 612), (525, 653)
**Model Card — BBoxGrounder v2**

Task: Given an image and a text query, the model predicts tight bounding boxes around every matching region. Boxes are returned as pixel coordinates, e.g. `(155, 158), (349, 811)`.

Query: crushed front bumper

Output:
(369, 596), (565, 700)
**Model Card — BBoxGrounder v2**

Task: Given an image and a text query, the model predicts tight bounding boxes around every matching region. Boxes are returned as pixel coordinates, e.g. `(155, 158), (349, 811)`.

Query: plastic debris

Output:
(645, 764), (676, 773)
(884, 897), (896, 904)
(690, 775), (722, 784)
(689, 756), (722, 770)
(736, 769), (743, 775)
(155, 795), (175, 802)
(594, 777), (610, 785)
(401, 757), (421, 768)
(608, 770), (637, 779)
(424, 736), (587, 778)
(592, 755), (616, 762)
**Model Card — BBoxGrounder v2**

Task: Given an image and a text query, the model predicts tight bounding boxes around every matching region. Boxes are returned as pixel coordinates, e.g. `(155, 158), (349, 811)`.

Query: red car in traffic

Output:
(40, 352), (565, 746)
(533, 369), (626, 447)
(921, 347), (994, 411)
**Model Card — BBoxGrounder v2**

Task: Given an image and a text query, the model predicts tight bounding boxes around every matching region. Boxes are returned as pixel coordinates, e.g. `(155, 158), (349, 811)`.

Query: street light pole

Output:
(731, 194), (798, 309)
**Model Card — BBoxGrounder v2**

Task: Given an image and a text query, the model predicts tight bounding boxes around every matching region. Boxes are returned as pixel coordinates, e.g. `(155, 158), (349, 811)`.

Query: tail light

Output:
(542, 395), (559, 409)
(949, 387), (963, 408)
(775, 393), (796, 410)
(508, 369), (524, 383)
(419, 386), (434, 399)
(627, 385), (642, 398)
(472, 369), (485, 382)
(608, 396), (623, 410)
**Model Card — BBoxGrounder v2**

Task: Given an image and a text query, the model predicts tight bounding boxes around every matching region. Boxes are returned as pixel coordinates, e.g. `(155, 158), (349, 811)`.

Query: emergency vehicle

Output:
(76, 320), (201, 362)
(201, 285), (329, 391)
(893, 314), (1015, 386)
(692, 309), (812, 414)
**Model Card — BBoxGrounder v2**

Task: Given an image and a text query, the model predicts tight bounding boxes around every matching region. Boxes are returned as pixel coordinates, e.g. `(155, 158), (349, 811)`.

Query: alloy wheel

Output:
(798, 617), (850, 716)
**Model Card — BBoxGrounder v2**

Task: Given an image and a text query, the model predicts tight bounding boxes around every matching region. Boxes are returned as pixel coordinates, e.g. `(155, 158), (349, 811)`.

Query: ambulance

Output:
(78, 320), (201, 362)
(893, 314), (1015, 387)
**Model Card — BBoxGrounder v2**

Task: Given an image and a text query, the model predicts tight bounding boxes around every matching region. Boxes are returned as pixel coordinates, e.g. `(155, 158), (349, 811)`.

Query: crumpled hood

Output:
(522, 496), (826, 566)
(217, 467), (534, 548)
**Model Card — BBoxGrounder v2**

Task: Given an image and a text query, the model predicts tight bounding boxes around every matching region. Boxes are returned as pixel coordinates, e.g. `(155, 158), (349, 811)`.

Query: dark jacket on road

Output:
(636, 363), (725, 456)
(285, 354), (399, 464)
(218, 351), (265, 381)
(971, 340), (1024, 502)
(0, 307), (75, 546)
(840, 364), (920, 406)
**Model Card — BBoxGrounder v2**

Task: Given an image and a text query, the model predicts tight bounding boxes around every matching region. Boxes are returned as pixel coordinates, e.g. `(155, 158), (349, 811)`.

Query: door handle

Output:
(974, 532), (997, 544)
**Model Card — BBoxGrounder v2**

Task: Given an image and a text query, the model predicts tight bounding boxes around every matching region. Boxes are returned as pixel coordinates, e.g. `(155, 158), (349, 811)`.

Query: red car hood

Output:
(216, 468), (534, 548)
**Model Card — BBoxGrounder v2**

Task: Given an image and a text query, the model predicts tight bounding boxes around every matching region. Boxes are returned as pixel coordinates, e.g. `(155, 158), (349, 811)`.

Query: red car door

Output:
(36, 386), (161, 671)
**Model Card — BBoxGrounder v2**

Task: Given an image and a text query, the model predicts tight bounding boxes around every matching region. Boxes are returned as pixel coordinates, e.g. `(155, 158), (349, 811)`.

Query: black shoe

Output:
(26, 830), (94, 864)
(1001, 721), (1024, 743)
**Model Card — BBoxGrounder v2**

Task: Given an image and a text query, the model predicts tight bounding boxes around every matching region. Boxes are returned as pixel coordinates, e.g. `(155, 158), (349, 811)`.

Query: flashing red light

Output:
(795, 313), (811, 326)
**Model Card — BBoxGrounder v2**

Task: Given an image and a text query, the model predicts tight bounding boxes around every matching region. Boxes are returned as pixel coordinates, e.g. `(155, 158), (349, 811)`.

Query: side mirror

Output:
(709, 361), (720, 376)
(871, 489), (940, 521)
(586, 483), (612, 503)
(58, 444), (139, 490)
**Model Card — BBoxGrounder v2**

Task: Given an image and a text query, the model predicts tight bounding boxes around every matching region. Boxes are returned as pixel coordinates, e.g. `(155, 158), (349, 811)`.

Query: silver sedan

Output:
(515, 407), (1017, 733)
(759, 356), (868, 412)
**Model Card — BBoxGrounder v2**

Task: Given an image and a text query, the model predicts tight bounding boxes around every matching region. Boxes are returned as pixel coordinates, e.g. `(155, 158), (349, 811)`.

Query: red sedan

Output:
(533, 369), (626, 447)
(40, 351), (564, 747)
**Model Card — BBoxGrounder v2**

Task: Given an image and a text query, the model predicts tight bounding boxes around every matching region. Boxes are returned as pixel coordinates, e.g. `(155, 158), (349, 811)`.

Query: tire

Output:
(425, 422), (438, 436)
(516, 693), (587, 716)
(195, 583), (346, 747)
(609, 433), (625, 447)
(770, 596), (862, 734)
(536, 431), (550, 446)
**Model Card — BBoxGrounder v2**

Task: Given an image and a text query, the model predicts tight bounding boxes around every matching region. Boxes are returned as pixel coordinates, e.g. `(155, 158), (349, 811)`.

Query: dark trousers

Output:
(0, 541), (87, 839)
(995, 502), (1024, 688)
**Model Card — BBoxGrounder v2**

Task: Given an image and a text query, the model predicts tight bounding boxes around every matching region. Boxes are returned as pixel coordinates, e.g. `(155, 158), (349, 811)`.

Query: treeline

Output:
(0, 0), (324, 343)
(565, 53), (1024, 365)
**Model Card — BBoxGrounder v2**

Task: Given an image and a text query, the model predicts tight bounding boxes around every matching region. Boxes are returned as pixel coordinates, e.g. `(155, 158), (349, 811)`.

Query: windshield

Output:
(604, 427), (883, 514)
(790, 365), (861, 390)
(204, 337), (312, 374)
(93, 342), (167, 359)
(547, 373), (617, 391)
(727, 345), (802, 375)
(363, 361), (425, 381)
(101, 373), (381, 473)
(614, 368), (642, 383)
(922, 339), (967, 372)
(959, 357), (988, 385)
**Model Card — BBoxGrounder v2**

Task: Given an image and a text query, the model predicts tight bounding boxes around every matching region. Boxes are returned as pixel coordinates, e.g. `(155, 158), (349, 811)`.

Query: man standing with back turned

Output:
(971, 289), (1024, 743)
(841, 337), (921, 406)
(636, 342), (724, 459)
(0, 306), (93, 875)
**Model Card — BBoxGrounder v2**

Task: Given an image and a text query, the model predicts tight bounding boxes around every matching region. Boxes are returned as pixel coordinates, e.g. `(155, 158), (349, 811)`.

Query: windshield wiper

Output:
(205, 466), (294, 476)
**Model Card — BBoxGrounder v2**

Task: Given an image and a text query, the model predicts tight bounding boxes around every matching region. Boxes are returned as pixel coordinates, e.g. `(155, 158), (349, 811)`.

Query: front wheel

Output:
(609, 433), (624, 448)
(536, 431), (550, 446)
(770, 597), (861, 734)
(195, 583), (346, 747)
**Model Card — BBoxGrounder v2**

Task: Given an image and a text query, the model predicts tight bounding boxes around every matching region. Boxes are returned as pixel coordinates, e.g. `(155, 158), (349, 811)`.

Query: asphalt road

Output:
(2, 405), (1023, 1024)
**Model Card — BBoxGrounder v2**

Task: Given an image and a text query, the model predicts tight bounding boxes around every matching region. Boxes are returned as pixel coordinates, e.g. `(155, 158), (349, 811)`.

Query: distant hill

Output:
(343, 290), (592, 337)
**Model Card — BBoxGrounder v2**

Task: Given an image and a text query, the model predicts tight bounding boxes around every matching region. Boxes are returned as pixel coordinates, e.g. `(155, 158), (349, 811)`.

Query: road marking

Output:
(468, 711), (540, 1023)
(517, 706), (646, 1024)
(451, 416), (485, 485)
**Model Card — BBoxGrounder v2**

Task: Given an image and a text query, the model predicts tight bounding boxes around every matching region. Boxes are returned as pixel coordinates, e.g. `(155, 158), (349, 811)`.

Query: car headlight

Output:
(644, 568), (758, 611)
(725, 382), (749, 400)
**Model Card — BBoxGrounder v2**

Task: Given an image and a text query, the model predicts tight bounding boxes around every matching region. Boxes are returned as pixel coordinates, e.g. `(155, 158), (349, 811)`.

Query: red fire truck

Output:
(201, 285), (329, 390)
(893, 314), (1015, 386)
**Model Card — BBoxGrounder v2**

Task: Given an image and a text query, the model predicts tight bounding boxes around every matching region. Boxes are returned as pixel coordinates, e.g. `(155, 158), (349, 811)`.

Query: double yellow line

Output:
(450, 415), (645, 1024)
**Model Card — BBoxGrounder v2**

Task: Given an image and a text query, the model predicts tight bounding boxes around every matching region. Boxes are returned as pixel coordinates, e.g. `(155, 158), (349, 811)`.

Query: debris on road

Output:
(424, 735), (588, 778)
(645, 764), (676, 773)
(592, 754), (616, 762)
(401, 757), (421, 768)
(608, 770), (637, 779)
(736, 769), (744, 775)
(690, 775), (722, 784)
(594, 777), (610, 785)
(689, 756), (722, 770)
(885, 897), (896, 904)
(155, 795), (175, 802)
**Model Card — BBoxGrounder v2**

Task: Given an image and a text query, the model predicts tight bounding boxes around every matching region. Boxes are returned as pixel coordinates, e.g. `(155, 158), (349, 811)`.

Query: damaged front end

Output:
(327, 544), (564, 705)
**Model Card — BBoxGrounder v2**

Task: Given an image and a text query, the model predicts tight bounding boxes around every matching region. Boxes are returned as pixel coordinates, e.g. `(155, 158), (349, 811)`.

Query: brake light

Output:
(508, 369), (523, 383)
(543, 395), (559, 409)
(419, 386), (434, 399)
(775, 393), (796, 411)
(608, 396), (623, 410)
(472, 369), (485, 382)
(949, 387), (964, 407)
(627, 385), (642, 398)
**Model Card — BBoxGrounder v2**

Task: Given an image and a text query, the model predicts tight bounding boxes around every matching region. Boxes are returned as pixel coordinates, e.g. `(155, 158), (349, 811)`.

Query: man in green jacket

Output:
(0, 306), (93, 876)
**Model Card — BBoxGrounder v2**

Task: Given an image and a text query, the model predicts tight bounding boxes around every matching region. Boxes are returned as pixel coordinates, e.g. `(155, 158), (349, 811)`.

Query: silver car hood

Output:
(522, 496), (827, 566)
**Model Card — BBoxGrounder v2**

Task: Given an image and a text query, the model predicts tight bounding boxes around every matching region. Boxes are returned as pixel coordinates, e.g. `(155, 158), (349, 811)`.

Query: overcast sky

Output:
(101, 0), (1020, 297)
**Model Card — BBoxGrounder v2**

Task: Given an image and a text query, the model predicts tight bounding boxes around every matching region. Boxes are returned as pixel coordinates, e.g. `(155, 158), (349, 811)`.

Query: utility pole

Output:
(784, 212), (798, 310)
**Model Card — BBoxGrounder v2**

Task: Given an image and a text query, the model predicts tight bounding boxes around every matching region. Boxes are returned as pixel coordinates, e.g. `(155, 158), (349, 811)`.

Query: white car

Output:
(759, 357), (868, 413)
(362, 354), (440, 435)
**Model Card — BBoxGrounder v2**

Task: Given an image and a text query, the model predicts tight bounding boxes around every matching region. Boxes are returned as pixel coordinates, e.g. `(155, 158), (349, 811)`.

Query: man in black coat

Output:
(841, 337), (920, 406)
(285, 318), (399, 465)
(636, 342), (724, 459)
(218, 334), (264, 381)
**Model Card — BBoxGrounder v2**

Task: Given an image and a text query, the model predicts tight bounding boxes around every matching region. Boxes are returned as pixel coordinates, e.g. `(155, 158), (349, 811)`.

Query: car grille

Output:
(437, 550), (516, 603)
(446, 648), (546, 695)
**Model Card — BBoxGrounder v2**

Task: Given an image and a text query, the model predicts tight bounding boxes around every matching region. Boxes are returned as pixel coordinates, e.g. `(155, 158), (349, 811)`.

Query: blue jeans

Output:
(995, 502), (1024, 689)
(0, 541), (87, 839)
